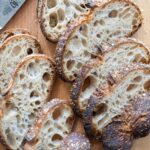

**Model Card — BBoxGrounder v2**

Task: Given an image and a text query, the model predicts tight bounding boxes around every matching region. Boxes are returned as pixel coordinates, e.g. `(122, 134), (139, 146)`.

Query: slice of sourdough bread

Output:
(0, 34), (41, 96)
(0, 54), (55, 150)
(0, 28), (30, 45)
(83, 65), (150, 140)
(56, 0), (143, 82)
(71, 39), (149, 117)
(58, 132), (91, 150)
(102, 93), (150, 150)
(38, 0), (92, 42)
(24, 99), (75, 150)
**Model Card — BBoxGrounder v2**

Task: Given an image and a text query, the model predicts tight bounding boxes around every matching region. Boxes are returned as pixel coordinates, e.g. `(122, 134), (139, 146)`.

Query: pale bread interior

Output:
(26, 103), (74, 150)
(40, 0), (90, 41)
(0, 35), (40, 95)
(63, 0), (142, 81)
(78, 42), (149, 111)
(0, 56), (54, 150)
(92, 68), (150, 133)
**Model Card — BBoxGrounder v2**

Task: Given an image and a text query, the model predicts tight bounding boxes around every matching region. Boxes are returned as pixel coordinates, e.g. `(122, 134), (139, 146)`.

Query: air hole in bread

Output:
(52, 107), (61, 120)
(47, 0), (57, 8)
(84, 51), (91, 57)
(132, 19), (137, 26)
(144, 80), (150, 91)
(27, 62), (39, 77)
(133, 76), (142, 82)
(16, 114), (21, 122)
(133, 54), (142, 63)
(35, 101), (41, 105)
(50, 13), (58, 27)
(43, 120), (51, 128)
(19, 74), (25, 80)
(63, 0), (70, 6)
(82, 77), (91, 92)
(66, 60), (75, 70)
(57, 9), (65, 21)
(97, 34), (101, 38)
(75, 5), (84, 12)
(127, 52), (133, 56)
(28, 113), (35, 120)
(139, 57), (147, 63)
(76, 62), (82, 69)
(27, 48), (33, 55)
(79, 24), (88, 36)
(127, 84), (138, 91)
(66, 116), (74, 128)
(108, 10), (118, 18)
(30, 91), (39, 98)
(52, 134), (63, 141)
(82, 39), (87, 47)
(43, 72), (51, 82)
(12, 46), (21, 55)
(65, 51), (72, 58)
(6, 128), (15, 145)
(93, 103), (108, 116)
(94, 20), (105, 26)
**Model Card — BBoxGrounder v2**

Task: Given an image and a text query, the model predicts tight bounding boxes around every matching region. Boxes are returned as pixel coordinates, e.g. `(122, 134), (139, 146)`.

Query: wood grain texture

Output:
(0, 0), (150, 149)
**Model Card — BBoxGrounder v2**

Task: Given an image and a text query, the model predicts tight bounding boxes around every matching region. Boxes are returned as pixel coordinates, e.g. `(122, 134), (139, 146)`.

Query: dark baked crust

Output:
(55, 0), (143, 82)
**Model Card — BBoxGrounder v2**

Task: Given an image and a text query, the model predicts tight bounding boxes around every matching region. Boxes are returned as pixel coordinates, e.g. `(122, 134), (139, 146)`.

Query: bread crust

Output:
(55, 0), (143, 82)
(24, 99), (75, 150)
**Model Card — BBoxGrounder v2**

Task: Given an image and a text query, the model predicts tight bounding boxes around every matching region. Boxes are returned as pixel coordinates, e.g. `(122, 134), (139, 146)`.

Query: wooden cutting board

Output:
(0, 0), (150, 149)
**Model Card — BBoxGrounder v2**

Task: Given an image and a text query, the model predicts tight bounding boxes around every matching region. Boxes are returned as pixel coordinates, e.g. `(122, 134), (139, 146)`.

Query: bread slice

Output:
(83, 65), (150, 140)
(24, 99), (75, 150)
(0, 34), (41, 96)
(56, 0), (143, 82)
(58, 132), (91, 150)
(39, 0), (92, 42)
(71, 39), (149, 117)
(0, 28), (30, 45)
(102, 93), (150, 150)
(0, 54), (55, 150)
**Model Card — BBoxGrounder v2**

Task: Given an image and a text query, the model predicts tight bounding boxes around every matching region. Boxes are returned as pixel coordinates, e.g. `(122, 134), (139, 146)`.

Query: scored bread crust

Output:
(71, 39), (150, 117)
(83, 65), (150, 140)
(0, 28), (30, 45)
(0, 54), (55, 150)
(55, 0), (143, 82)
(24, 99), (75, 150)
(0, 34), (41, 96)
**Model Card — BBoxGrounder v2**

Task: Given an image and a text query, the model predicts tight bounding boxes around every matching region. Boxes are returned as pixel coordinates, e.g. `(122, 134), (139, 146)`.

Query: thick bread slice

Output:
(0, 34), (41, 96)
(83, 65), (150, 140)
(71, 39), (149, 117)
(24, 99), (75, 150)
(102, 93), (150, 150)
(0, 28), (30, 45)
(0, 54), (55, 150)
(39, 0), (92, 42)
(58, 132), (91, 150)
(56, 0), (143, 82)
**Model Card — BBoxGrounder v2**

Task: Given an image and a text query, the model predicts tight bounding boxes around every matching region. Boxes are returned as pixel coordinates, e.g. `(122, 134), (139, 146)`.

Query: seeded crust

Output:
(55, 0), (143, 82)
(37, 0), (43, 23)
(24, 99), (75, 150)
(0, 54), (55, 150)
(102, 93), (150, 150)
(0, 28), (30, 45)
(71, 39), (150, 117)
(83, 65), (150, 140)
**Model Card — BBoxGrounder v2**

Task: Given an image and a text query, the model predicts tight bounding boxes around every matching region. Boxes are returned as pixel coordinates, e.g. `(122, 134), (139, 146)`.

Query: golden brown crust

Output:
(55, 0), (143, 82)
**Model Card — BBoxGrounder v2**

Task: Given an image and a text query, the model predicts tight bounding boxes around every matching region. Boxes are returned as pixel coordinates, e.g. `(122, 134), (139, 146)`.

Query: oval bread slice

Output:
(0, 34), (41, 96)
(83, 65), (150, 140)
(39, 0), (92, 42)
(0, 28), (30, 45)
(56, 0), (143, 82)
(0, 54), (55, 150)
(24, 99), (75, 150)
(71, 39), (149, 117)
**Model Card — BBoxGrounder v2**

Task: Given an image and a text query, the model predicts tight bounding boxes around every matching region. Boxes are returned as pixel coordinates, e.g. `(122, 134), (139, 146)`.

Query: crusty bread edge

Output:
(55, 0), (143, 83)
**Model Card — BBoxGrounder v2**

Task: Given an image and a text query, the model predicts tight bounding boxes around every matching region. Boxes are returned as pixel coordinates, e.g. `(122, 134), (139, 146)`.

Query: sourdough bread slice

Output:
(0, 28), (30, 45)
(0, 54), (55, 150)
(83, 65), (150, 140)
(24, 99), (75, 150)
(0, 34), (41, 96)
(56, 0), (143, 82)
(39, 0), (92, 42)
(58, 132), (91, 150)
(102, 93), (150, 150)
(71, 39), (149, 117)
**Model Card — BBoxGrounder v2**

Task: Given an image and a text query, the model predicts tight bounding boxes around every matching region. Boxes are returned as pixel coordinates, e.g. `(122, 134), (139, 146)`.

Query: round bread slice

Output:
(56, 0), (143, 82)
(39, 0), (92, 42)
(0, 34), (41, 96)
(83, 65), (150, 139)
(71, 39), (149, 117)
(0, 54), (55, 150)
(0, 28), (30, 45)
(24, 99), (75, 150)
